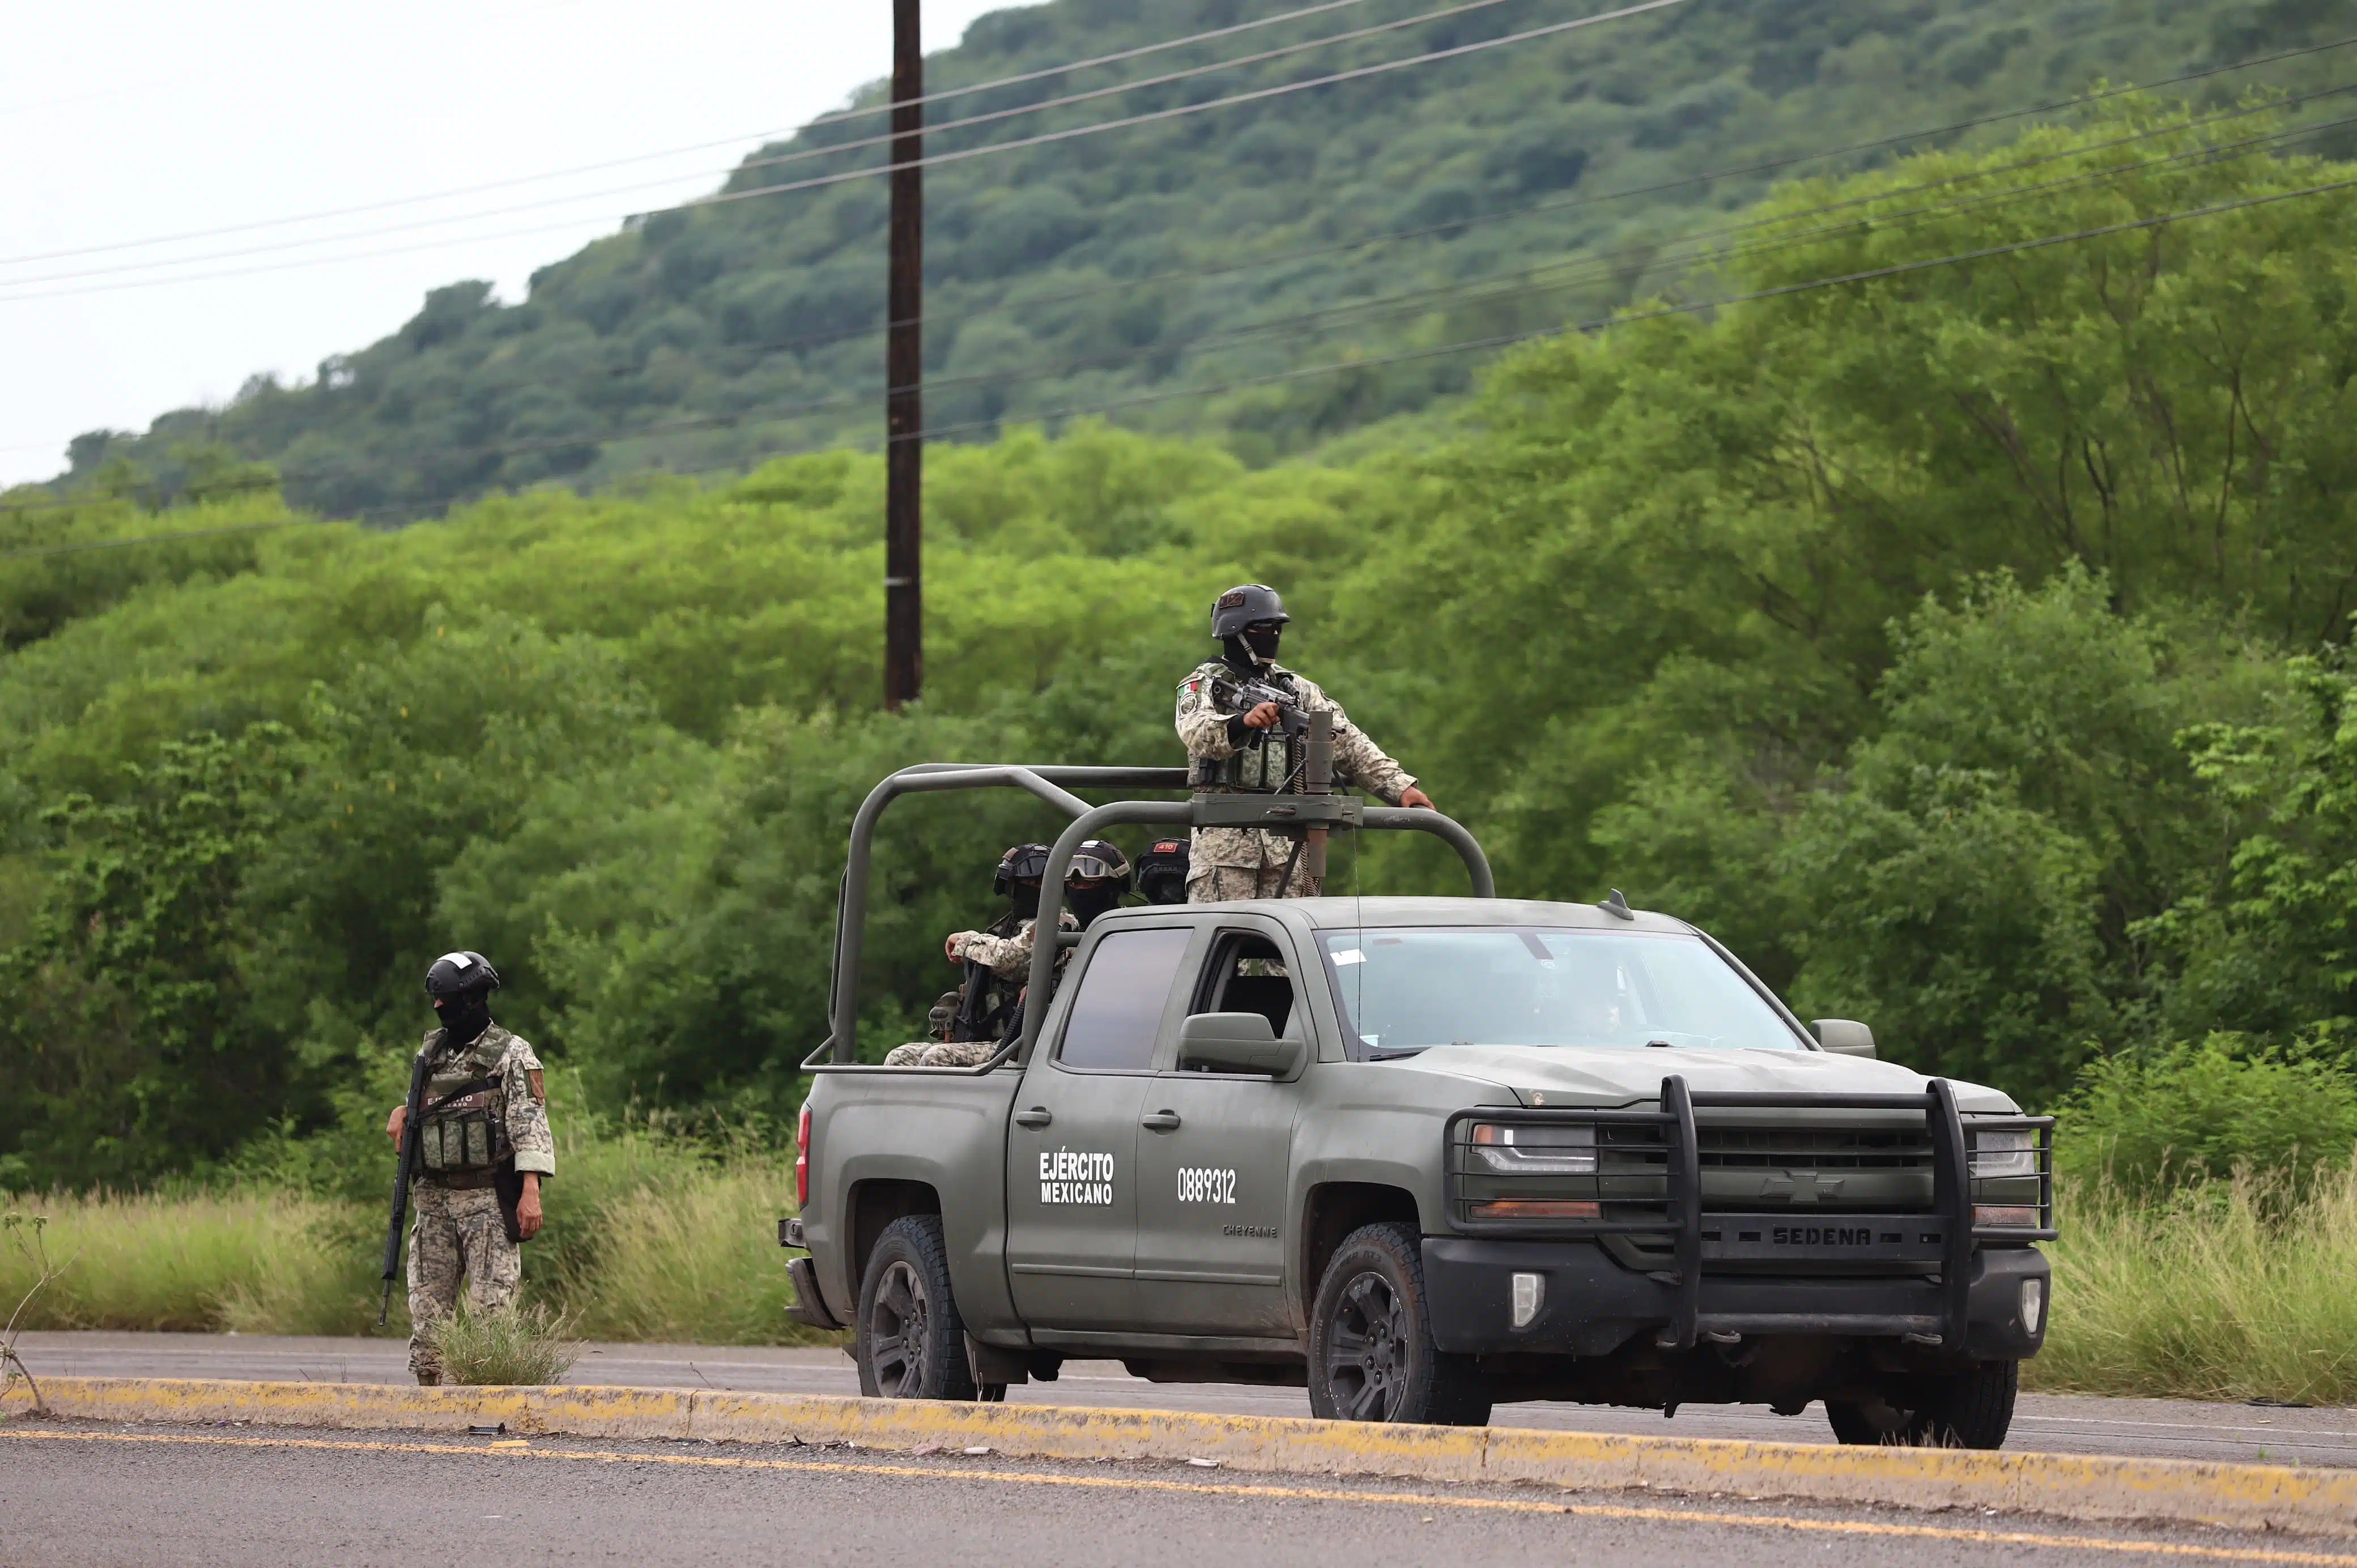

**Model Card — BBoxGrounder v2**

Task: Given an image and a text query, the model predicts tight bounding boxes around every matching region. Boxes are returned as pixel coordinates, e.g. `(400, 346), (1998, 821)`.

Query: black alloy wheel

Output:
(854, 1214), (986, 1401)
(1307, 1221), (1491, 1426)
(1327, 1272), (1412, 1420)
(1826, 1358), (2019, 1449)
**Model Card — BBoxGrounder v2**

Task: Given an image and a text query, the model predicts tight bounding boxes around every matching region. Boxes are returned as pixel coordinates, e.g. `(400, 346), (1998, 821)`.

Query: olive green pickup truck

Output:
(781, 765), (2053, 1447)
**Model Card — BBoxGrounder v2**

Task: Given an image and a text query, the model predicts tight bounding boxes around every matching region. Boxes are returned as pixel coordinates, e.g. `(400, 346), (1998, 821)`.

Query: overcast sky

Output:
(0, 0), (1011, 486)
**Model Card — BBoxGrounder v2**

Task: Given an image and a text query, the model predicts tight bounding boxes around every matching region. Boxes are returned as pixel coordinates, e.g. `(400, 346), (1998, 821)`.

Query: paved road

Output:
(19, 1331), (2357, 1467)
(7, 1420), (2351, 1568)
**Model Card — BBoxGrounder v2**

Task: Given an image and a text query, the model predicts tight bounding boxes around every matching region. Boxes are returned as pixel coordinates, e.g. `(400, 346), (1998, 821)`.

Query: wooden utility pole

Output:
(883, 0), (924, 710)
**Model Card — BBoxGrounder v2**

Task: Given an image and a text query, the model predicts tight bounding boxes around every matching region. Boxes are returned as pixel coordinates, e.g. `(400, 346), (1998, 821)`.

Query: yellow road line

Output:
(11, 1427), (2356, 1565)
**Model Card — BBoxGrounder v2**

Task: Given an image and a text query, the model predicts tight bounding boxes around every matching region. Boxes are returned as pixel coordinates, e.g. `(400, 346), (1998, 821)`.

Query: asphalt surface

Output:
(19, 1330), (2357, 1467)
(8, 1420), (2356, 1568)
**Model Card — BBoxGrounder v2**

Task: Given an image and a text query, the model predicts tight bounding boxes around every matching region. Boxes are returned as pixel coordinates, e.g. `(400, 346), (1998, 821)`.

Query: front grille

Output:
(1696, 1126), (1931, 1171)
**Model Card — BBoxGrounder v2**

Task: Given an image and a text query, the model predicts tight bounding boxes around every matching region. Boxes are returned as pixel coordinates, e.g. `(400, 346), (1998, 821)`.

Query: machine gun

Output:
(378, 1049), (429, 1327)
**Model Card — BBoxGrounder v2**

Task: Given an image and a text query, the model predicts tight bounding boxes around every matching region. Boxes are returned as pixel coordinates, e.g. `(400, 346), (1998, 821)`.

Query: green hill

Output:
(34, 0), (2357, 519)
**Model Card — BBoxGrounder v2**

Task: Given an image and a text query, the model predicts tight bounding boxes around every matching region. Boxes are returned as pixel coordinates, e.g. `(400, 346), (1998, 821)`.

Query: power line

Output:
(0, 0), (1534, 294)
(15, 167), (2351, 557)
(0, 0), (1689, 302)
(804, 0), (1384, 127)
(0, 0), (1394, 270)
(412, 75), (2357, 410)
(215, 92), (2357, 480)
(728, 0), (1527, 185)
(9, 17), (2344, 319)
(6, 103), (2341, 517)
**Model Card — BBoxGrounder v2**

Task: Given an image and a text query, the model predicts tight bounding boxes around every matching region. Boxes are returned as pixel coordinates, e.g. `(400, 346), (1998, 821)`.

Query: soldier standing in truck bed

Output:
(1175, 584), (1433, 901)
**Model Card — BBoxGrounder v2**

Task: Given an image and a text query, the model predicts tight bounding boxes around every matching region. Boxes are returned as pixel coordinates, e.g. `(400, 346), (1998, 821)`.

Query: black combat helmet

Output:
(1210, 583), (1289, 641)
(423, 950), (501, 997)
(992, 843), (1053, 895)
(1067, 840), (1133, 890)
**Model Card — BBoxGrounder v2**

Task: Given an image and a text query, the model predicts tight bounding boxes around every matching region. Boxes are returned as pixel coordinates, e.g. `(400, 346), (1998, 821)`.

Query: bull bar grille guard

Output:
(1444, 1075), (2055, 1351)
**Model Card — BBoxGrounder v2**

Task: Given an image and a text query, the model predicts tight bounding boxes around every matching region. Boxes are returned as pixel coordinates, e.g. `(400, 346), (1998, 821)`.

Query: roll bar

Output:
(805, 762), (1495, 1070)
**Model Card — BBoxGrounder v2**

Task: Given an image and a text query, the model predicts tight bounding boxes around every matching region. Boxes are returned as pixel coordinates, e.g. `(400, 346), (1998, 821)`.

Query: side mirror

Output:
(1812, 1019), (1876, 1059)
(1177, 1012), (1304, 1078)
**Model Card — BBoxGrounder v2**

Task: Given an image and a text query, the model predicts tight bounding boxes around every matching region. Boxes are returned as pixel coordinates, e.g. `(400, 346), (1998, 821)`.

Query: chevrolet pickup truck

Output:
(781, 764), (2053, 1446)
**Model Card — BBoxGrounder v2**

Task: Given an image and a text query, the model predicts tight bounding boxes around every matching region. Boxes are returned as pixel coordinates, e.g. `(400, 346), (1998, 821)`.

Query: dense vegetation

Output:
(5, 103), (2357, 1198)
(35, 0), (2357, 520)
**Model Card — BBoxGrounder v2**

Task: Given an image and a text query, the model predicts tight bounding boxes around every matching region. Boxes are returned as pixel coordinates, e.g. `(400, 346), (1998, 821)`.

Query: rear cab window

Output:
(1056, 926), (1194, 1071)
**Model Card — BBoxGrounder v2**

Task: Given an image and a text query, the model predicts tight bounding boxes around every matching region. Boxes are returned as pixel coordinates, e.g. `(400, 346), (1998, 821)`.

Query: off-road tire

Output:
(1307, 1221), (1491, 1426)
(1826, 1359), (2018, 1449)
(855, 1215), (982, 1401)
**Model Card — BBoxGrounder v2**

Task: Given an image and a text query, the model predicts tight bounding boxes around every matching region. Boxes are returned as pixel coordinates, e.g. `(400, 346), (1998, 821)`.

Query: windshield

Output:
(1320, 927), (1806, 1057)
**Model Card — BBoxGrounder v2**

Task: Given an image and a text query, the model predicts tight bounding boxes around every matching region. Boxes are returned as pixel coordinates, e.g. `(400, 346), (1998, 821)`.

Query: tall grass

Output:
(0, 1117), (835, 1347)
(0, 1188), (383, 1335)
(2031, 1166), (2357, 1404)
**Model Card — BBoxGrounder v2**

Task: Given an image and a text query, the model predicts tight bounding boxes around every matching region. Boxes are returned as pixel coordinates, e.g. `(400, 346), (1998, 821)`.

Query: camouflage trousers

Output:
(406, 1182), (521, 1385)
(1186, 826), (1322, 901)
(883, 1039), (1001, 1067)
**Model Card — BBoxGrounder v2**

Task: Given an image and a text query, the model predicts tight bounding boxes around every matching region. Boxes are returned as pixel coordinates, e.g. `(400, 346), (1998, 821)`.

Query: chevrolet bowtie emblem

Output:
(1762, 1170), (1846, 1203)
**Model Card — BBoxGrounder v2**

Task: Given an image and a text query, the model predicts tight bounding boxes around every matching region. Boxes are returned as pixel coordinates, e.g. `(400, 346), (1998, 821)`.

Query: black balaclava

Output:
(1067, 879), (1121, 928)
(435, 988), (494, 1048)
(1223, 621), (1282, 672)
(1009, 876), (1043, 922)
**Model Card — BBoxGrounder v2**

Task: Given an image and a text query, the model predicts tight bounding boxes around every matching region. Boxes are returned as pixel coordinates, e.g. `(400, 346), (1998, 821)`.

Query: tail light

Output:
(795, 1103), (811, 1209)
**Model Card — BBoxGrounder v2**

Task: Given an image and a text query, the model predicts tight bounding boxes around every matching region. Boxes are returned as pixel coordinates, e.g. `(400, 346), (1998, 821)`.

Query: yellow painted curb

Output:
(8, 1375), (2356, 1535)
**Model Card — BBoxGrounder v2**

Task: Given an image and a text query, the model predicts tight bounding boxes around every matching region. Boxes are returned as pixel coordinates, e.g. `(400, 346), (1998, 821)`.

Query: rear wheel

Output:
(1307, 1222), (1491, 1426)
(855, 1215), (981, 1401)
(1827, 1359), (2018, 1448)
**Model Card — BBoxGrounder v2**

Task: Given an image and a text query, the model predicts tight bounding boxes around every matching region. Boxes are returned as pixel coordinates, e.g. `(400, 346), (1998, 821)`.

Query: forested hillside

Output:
(26, 0), (2356, 521)
(5, 104), (2355, 1188)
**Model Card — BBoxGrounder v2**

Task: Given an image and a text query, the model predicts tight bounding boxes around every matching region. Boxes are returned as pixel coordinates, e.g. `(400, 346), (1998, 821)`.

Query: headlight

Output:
(1470, 1122), (1597, 1175)
(1969, 1126), (2036, 1177)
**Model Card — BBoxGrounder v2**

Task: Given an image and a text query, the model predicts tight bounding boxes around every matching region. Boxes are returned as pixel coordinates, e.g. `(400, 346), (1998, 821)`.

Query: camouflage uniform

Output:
(1175, 660), (1416, 901)
(884, 911), (1079, 1067)
(405, 1023), (555, 1384)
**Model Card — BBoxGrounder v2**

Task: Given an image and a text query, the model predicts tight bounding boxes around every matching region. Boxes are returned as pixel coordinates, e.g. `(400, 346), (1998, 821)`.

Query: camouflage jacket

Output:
(412, 1024), (556, 1181)
(949, 910), (1079, 978)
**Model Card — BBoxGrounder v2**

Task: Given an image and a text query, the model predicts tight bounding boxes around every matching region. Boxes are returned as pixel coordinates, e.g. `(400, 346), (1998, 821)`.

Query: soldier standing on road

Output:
(1175, 584), (1433, 901)
(384, 952), (555, 1386)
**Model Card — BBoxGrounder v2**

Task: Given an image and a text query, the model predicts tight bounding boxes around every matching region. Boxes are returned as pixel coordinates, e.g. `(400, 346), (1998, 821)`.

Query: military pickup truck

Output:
(781, 764), (2053, 1447)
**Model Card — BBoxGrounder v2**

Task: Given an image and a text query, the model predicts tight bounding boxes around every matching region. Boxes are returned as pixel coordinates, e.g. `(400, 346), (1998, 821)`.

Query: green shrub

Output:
(2054, 1039), (2357, 1198)
(424, 1299), (580, 1386)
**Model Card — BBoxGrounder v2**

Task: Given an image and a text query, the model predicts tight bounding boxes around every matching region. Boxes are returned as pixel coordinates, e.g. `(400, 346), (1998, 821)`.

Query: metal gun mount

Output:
(804, 761), (1495, 1071)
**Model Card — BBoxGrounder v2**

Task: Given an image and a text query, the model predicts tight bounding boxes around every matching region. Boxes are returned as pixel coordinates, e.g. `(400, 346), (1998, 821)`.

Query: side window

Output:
(1192, 932), (1301, 1042)
(1057, 927), (1193, 1071)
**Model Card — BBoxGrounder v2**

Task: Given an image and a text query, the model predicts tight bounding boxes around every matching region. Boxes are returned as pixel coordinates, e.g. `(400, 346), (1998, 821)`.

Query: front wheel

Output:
(1827, 1359), (2018, 1448)
(855, 1214), (981, 1401)
(1306, 1222), (1491, 1426)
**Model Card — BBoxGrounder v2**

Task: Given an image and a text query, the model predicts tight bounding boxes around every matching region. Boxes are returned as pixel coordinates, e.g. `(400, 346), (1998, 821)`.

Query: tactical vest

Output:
(414, 1028), (515, 1182)
(1193, 671), (1304, 794)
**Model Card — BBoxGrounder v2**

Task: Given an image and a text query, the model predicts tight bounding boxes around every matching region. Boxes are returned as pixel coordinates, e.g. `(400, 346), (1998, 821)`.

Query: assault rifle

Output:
(1216, 676), (1311, 743)
(948, 957), (995, 1043)
(1212, 676), (1338, 880)
(378, 1049), (429, 1327)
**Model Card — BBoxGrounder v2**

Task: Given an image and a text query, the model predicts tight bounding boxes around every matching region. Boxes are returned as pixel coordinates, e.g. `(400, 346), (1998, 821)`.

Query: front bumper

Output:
(1422, 1236), (2048, 1360)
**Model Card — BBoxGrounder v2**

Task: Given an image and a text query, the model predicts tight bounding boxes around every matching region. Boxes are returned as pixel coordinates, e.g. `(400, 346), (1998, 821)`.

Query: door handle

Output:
(1014, 1106), (1054, 1129)
(1141, 1110), (1182, 1132)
